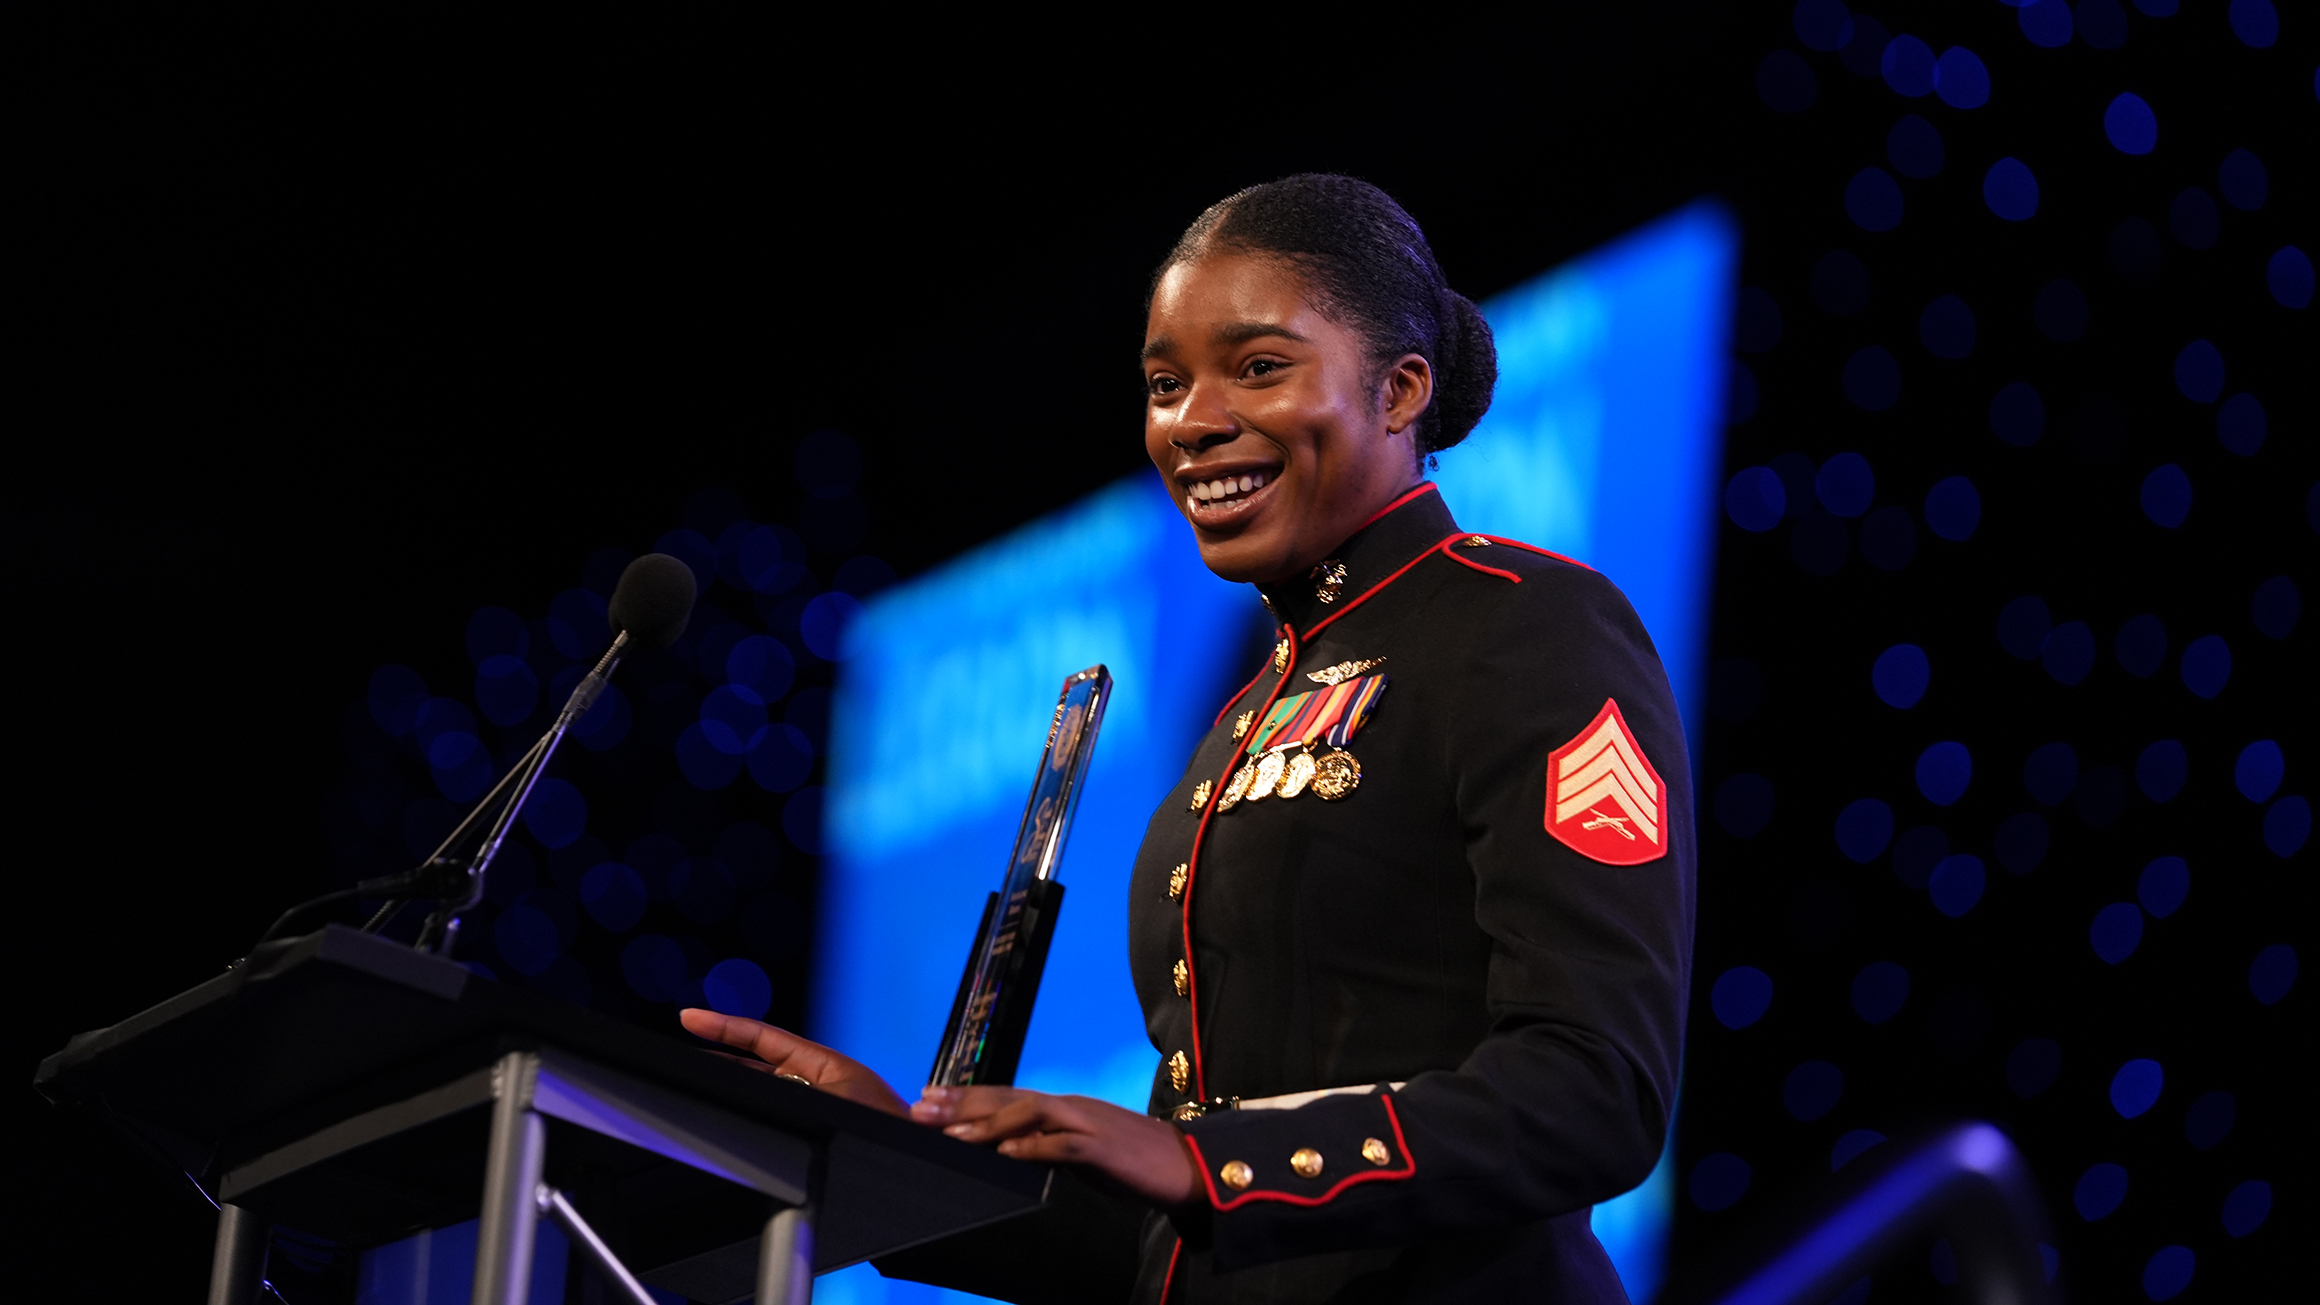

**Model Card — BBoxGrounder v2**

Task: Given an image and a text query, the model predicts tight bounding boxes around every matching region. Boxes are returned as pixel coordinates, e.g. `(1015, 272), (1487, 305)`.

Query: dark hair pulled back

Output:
(1152, 173), (1497, 458)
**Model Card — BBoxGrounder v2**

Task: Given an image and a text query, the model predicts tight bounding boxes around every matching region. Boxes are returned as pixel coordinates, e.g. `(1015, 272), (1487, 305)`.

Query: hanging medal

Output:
(1309, 674), (1388, 801)
(1218, 674), (1390, 808)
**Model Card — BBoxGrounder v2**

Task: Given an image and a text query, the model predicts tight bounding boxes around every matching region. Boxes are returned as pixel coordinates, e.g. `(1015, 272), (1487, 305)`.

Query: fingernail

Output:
(997, 1139), (1018, 1155)
(944, 1123), (972, 1137)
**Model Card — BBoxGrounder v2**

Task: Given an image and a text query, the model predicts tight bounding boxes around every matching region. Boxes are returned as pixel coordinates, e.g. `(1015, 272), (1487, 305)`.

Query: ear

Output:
(1379, 353), (1434, 437)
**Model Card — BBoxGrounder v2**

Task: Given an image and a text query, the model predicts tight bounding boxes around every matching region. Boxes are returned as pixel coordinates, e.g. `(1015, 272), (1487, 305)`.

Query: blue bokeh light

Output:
(474, 654), (538, 728)
(2077, 0), (2129, 48)
(2222, 1180), (2272, 1237)
(1934, 47), (1990, 108)
(2235, 740), (2284, 802)
(1689, 1153), (1751, 1213)
(1757, 50), (1818, 114)
(2179, 634), (2231, 699)
(2143, 1246), (2195, 1302)
(1715, 773), (1776, 838)
(2042, 621), (2096, 685)
(1984, 158), (2040, 221)
(1816, 452), (1876, 516)
(2173, 340), (2224, 402)
(2248, 942), (2298, 1003)
(1886, 114), (1944, 178)
(1838, 14), (1888, 75)
(1829, 1130), (1885, 1170)
(735, 523), (810, 595)
(801, 591), (863, 661)
(1872, 644), (1929, 708)
(2217, 392), (2267, 455)
(2074, 1163), (2127, 1220)
(1998, 595), (2052, 659)
(2252, 575), (2300, 638)
(546, 588), (609, 660)
(1783, 1061), (1844, 1120)
(1710, 966), (1774, 1030)
(1990, 381), (2045, 446)
(674, 723), (742, 790)
(700, 685), (770, 756)
(1841, 347), (1900, 411)
(2138, 856), (2189, 918)
(2017, 0), (2072, 48)
(2033, 278), (2088, 342)
(2266, 798), (2310, 858)
(2185, 1091), (2235, 1149)
(2091, 903), (2144, 963)
(493, 902), (561, 977)
(1852, 961), (1909, 1024)
(521, 777), (586, 850)
(2110, 1058), (2164, 1117)
(2103, 93), (2158, 155)
(2137, 740), (2188, 801)
(1793, 0), (1852, 52)
(2115, 614), (2168, 678)
(1918, 294), (1975, 358)
(1845, 168), (1904, 231)
(2269, 245), (2314, 308)
(2217, 148), (2268, 210)
(1725, 468), (1787, 532)
(1813, 250), (1871, 315)
(2007, 1037), (2061, 1097)
(1995, 812), (2049, 874)
(703, 958), (772, 1019)
(1880, 35), (1935, 96)
(2024, 742), (2079, 807)
(2140, 465), (2192, 528)
(1835, 798), (1894, 862)
(1923, 476), (1980, 540)
(1928, 856), (1985, 917)
(1916, 741), (1972, 806)
(725, 634), (797, 705)
(579, 862), (647, 933)
(2228, 0), (2278, 47)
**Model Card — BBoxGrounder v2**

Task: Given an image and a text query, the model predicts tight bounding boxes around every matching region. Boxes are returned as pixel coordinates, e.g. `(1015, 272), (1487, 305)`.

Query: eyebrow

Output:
(1140, 321), (1311, 362)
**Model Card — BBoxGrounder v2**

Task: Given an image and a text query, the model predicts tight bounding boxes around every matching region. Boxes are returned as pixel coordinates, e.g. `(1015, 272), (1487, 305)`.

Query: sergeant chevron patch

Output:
(1544, 698), (1667, 865)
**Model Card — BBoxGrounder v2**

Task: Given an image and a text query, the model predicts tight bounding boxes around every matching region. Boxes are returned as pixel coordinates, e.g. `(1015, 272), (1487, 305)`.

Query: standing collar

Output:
(1254, 482), (1461, 635)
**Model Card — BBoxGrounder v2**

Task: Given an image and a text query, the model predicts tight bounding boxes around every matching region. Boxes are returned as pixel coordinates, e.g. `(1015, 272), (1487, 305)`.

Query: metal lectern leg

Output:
(756, 1203), (815, 1305)
(472, 1053), (547, 1305)
(207, 1202), (267, 1305)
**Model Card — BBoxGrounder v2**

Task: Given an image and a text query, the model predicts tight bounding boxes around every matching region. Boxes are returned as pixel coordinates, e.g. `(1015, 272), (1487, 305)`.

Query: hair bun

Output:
(1426, 292), (1498, 454)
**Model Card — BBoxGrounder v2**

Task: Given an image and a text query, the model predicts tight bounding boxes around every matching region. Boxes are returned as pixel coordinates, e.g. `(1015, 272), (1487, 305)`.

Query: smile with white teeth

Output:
(1185, 471), (1267, 515)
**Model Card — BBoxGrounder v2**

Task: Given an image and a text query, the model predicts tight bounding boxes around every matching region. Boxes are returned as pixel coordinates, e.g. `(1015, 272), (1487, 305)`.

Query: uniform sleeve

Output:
(1174, 565), (1695, 1271)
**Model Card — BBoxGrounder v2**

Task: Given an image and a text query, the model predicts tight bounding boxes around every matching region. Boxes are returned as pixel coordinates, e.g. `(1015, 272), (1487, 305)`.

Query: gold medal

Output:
(1311, 749), (1362, 800)
(1246, 750), (1286, 801)
(1277, 749), (1318, 798)
(1218, 760), (1257, 811)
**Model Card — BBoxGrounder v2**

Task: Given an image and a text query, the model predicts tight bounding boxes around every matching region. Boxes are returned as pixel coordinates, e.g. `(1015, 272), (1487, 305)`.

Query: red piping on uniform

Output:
(1159, 1237), (1182, 1302)
(1476, 533), (1591, 569)
(1353, 481), (1440, 532)
(1439, 539), (1523, 583)
(1181, 625), (1297, 1098)
(1181, 1095), (1417, 1211)
(1299, 533), (1471, 644)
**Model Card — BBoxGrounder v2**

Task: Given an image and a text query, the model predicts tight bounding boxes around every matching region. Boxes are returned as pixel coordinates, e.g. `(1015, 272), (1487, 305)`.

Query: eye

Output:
(1244, 358), (1284, 379)
(1146, 374), (1182, 397)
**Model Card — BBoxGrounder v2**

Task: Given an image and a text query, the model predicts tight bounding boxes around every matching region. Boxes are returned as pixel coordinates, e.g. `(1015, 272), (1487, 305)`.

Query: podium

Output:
(34, 926), (1049, 1304)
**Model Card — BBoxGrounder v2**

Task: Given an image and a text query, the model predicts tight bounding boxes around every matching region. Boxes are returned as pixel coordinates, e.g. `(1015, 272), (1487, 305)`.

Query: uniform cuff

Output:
(1176, 1091), (1415, 1211)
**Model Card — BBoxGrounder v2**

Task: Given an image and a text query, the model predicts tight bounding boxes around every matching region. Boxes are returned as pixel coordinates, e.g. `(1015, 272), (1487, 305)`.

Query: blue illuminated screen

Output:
(815, 204), (1735, 1304)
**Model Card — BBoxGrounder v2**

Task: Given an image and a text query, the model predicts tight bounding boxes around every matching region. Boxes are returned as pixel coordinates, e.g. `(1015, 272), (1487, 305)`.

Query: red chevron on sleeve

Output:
(1544, 698), (1668, 866)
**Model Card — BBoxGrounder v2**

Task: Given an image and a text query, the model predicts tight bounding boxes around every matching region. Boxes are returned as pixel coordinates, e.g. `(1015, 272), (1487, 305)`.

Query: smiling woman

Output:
(686, 175), (1694, 1304)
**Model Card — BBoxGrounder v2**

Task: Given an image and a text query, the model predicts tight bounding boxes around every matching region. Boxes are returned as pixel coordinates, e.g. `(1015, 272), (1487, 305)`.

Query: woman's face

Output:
(1142, 253), (1432, 585)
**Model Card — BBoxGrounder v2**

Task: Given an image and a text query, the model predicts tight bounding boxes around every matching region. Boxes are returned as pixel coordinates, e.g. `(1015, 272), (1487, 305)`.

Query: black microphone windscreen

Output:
(609, 553), (698, 651)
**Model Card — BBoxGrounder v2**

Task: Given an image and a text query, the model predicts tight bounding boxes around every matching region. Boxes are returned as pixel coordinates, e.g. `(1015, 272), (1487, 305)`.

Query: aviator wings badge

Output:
(1543, 698), (1668, 866)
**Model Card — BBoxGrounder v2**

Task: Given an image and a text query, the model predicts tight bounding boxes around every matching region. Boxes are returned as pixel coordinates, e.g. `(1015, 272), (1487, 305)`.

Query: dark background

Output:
(10, 2), (2306, 1299)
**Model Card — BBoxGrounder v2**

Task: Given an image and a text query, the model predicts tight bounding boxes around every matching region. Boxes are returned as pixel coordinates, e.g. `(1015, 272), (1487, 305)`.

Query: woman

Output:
(683, 174), (1695, 1303)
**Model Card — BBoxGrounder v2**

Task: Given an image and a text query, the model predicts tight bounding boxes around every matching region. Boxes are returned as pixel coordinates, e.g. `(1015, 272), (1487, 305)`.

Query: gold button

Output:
(1172, 959), (1189, 997)
(1464, 535), (1491, 547)
(1290, 1147), (1324, 1179)
(1232, 711), (1253, 740)
(1220, 1160), (1253, 1190)
(1361, 1137), (1391, 1166)
(1188, 780), (1212, 810)
(1168, 863), (1187, 900)
(1168, 1050), (1190, 1092)
(1272, 639), (1289, 671)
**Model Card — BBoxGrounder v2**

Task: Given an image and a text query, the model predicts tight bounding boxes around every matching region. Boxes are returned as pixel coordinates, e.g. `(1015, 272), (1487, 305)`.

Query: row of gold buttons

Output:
(1217, 1137), (1395, 1190)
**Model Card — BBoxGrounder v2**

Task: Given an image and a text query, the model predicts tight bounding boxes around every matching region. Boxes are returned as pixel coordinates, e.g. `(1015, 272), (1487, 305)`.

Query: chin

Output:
(1193, 533), (1295, 586)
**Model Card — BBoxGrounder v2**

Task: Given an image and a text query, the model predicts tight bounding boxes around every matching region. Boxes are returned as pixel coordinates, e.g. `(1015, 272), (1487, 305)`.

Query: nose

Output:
(1164, 380), (1241, 453)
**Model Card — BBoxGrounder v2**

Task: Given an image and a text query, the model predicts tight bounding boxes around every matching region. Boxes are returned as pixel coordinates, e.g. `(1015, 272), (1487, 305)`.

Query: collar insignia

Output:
(1307, 658), (1386, 686)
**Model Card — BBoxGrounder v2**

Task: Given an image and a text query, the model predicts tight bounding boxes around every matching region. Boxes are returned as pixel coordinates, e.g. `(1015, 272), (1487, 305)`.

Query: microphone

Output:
(247, 554), (699, 958)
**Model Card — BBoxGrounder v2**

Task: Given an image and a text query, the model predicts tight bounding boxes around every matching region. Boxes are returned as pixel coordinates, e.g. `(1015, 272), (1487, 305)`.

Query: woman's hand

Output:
(678, 1009), (910, 1118)
(910, 1086), (1203, 1209)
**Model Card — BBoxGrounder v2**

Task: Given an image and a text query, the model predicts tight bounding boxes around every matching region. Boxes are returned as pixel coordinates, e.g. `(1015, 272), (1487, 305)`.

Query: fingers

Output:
(679, 1010), (838, 1080)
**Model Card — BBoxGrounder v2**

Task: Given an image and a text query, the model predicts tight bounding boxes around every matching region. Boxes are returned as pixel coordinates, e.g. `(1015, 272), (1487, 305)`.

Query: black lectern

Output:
(34, 925), (1048, 1304)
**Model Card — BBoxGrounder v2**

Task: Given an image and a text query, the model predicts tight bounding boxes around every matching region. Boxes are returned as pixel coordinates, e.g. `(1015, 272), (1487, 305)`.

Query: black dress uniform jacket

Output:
(879, 485), (1696, 1304)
